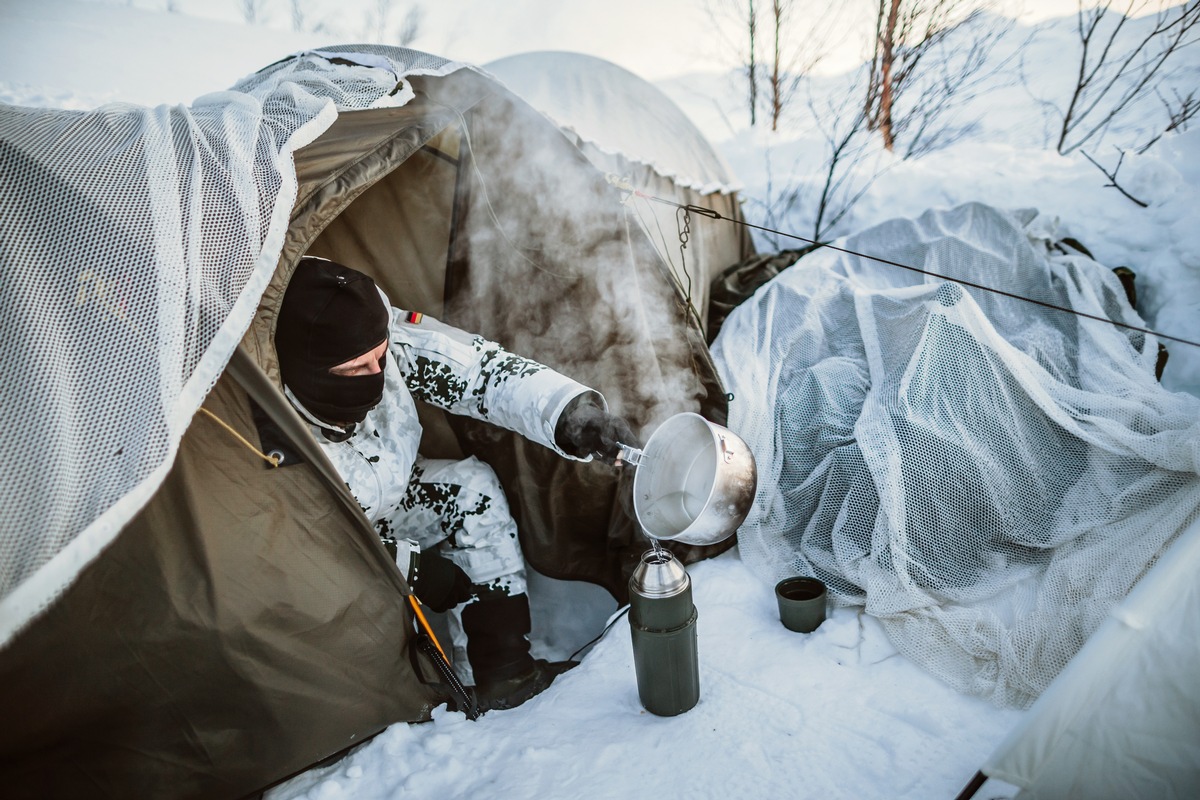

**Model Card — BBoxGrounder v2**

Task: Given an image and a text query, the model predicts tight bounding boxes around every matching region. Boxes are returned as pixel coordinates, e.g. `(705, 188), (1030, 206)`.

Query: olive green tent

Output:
(0, 46), (749, 798)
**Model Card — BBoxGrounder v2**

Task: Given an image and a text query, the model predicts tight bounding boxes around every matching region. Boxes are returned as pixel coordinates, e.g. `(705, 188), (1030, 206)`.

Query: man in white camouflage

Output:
(275, 257), (633, 711)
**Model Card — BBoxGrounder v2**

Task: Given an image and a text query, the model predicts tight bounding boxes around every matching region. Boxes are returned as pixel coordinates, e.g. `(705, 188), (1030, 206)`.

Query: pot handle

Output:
(617, 442), (643, 467)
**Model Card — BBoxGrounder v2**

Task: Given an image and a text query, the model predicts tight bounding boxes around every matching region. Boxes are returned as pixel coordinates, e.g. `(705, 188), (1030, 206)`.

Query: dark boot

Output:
(460, 592), (577, 712)
(474, 658), (578, 712)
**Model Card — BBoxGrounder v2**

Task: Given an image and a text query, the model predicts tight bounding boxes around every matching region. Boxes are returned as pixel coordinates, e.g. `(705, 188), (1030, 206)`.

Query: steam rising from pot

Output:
(444, 91), (709, 439)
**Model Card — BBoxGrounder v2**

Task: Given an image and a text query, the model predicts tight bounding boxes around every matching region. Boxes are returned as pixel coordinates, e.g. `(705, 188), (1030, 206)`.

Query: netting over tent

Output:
(483, 51), (738, 195)
(0, 48), (463, 646)
(712, 203), (1200, 707)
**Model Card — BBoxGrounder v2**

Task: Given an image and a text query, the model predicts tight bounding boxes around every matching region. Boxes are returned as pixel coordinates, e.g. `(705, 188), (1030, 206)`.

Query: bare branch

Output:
(749, 0), (758, 127)
(765, 0), (848, 130)
(1137, 87), (1200, 151)
(1055, 0), (1200, 154)
(709, 0), (847, 130)
(806, 82), (891, 241)
(239, 0), (266, 25)
(397, 5), (424, 46)
(289, 0), (307, 32)
(1081, 148), (1149, 206)
(865, 1), (1011, 157)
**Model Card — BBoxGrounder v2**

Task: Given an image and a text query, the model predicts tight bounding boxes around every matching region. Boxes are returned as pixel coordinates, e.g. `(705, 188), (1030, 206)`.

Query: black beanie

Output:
(276, 257), (390, 424)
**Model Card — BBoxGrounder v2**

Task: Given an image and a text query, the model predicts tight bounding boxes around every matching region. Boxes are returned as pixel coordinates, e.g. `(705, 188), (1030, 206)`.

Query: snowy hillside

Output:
(656, 9), (1200, 398)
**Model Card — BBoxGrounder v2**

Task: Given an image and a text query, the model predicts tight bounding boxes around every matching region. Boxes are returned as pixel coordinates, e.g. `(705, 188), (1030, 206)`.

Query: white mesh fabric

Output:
(0, 47), (466, 647)
(712, 202), (1200, 707)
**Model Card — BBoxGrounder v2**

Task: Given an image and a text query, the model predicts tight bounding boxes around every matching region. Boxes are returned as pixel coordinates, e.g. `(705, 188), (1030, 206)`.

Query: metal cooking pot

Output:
(619, 412), (757, 547)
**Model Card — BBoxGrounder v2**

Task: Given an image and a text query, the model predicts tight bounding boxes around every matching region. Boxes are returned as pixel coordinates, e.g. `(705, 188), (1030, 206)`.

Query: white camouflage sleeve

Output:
(389, 308), (594, 458)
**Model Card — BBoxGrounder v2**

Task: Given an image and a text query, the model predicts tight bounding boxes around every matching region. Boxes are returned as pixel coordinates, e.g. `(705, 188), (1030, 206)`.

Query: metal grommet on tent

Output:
(267, 449), (286, 465)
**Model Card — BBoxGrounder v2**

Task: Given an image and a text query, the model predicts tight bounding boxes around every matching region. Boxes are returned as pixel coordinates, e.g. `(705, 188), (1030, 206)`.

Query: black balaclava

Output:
(276, 257), (389, 426)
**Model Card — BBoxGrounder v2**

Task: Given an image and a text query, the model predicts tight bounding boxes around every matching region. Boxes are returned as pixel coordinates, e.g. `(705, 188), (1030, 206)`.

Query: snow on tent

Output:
(710, 202), (1200, 795)
(482, 51), (753, 337)
(0, 45), (737, 798)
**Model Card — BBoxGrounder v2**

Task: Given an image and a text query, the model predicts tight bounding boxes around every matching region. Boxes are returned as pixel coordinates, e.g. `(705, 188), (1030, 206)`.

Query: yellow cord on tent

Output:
(407, 594), (449, 660)
(196, 407), (281, 468)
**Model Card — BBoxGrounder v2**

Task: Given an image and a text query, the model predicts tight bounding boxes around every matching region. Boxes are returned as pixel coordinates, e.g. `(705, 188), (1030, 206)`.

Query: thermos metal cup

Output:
(628, 547), (700, 716)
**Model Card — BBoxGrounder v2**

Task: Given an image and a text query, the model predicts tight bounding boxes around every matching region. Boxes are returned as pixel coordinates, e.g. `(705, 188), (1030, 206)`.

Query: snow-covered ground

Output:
(272, 554), (1023, 800)
(3, 1), (1197, 798)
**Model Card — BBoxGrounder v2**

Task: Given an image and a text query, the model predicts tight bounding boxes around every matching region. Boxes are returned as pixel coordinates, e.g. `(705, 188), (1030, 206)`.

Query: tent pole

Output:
(953, 770), (987, 800)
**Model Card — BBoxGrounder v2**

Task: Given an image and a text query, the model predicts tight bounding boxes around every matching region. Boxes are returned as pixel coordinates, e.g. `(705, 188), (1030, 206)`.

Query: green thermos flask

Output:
(628, 547), (700, 716)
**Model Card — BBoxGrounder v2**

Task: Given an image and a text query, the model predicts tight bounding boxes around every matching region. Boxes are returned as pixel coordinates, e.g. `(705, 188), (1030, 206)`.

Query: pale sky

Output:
(77, 0), (1105, 81)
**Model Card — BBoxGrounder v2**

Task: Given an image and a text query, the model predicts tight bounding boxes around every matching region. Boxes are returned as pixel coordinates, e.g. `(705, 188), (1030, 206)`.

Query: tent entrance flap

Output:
(302, 120), (463, 319)
(304, 121), (468, 460)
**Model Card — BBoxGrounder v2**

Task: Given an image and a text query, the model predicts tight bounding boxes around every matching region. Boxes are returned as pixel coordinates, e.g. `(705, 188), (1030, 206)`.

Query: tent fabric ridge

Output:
(479, 52), (740, 197)
(553, 121), (741, 196)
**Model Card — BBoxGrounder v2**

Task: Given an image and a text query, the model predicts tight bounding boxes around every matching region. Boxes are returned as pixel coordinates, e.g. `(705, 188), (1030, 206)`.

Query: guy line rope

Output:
(625, 187), (1200, 352)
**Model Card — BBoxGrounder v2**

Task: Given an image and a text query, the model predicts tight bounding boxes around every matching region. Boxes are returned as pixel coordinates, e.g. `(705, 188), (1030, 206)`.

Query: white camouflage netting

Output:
(712, 202), (1200, 708)
(0, 47), (462, 646)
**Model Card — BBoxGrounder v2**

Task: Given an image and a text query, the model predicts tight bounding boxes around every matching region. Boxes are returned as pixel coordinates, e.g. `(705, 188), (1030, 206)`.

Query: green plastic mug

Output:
(775, 577), (827, 633)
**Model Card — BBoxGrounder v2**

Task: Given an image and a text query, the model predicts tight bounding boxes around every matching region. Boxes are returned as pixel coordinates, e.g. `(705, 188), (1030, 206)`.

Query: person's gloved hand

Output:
(554, 391), (638, 465)
(409, 547), (473, 612)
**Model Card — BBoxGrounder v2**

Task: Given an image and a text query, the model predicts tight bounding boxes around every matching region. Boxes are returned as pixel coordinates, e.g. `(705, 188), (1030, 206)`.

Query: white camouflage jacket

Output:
(288, 304), (595, 531)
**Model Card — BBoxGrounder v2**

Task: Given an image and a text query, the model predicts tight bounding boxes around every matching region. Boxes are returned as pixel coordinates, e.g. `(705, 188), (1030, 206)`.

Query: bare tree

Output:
(764, 1), (849, 130)
(1052, 1), (1200, 155)
(749, 0), (759, 127)
(707, 0), (845, 129)
(748, 80), (890, 246)
(239, 0), (267, 25)
(705, 0), (761, 127)
(1137, 86), (1200, 151)
(289, 0), (308, 32)
(864, 0), (1011, 156)
(397, 5), (424, 46)
(362, 0), (394, 41)
(768, 1), (788, 129)
(869, 0), (903, 149)
(806, 88), (890, 240)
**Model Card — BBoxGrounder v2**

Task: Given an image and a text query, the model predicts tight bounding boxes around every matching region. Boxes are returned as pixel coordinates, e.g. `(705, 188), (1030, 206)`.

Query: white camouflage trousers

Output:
(388, 454), (528, 682)
(392, 454), (528, 595)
